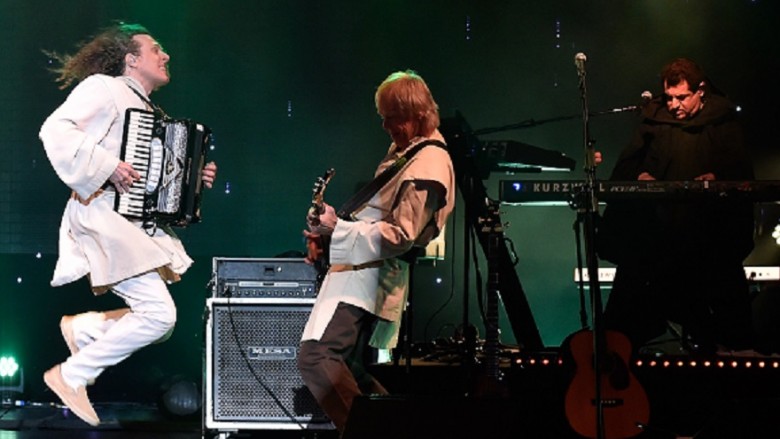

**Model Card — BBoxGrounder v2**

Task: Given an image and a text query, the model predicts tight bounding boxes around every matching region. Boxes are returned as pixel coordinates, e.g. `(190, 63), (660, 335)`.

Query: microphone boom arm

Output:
(472, 92), (652, 136)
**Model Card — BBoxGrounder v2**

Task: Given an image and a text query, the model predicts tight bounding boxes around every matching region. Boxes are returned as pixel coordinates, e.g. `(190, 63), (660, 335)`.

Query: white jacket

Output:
(301, 133), (455, 349)
(40, 74), (192, 290)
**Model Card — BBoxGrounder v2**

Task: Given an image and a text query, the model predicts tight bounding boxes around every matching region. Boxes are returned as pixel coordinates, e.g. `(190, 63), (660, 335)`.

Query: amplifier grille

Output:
(210, 301), (328, 423)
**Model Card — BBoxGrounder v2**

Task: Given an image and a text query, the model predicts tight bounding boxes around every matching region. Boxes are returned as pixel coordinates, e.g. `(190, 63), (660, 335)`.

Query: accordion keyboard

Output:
(116, 109), (164, 219)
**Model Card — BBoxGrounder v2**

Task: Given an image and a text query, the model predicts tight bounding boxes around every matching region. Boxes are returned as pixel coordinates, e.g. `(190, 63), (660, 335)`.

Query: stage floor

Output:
(0, 402), (336, 439)
(2, 349), (779, 439)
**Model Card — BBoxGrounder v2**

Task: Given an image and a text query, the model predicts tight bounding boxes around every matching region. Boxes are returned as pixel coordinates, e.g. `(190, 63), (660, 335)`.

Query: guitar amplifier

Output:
(204, 298), (333, 432)
(212, 257), (318, 298)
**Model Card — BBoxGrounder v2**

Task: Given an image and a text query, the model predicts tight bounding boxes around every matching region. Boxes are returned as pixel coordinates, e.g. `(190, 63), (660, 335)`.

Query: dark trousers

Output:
(604, 262), (753, 353)
(297, 302), (389, 432)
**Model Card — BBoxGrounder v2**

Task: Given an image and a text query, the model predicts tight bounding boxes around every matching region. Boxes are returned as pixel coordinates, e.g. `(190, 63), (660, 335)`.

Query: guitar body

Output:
(564, 329), (650, 439)
(306, 233), (331, 279)
(473, 368), (510, 399)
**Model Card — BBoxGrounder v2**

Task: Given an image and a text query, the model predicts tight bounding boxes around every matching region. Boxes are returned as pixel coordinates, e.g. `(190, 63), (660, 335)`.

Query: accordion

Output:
(115, 108), (211, 227)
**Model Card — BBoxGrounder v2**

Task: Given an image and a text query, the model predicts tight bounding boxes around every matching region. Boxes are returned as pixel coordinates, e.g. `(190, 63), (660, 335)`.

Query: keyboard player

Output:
(596, 58), (755, 355)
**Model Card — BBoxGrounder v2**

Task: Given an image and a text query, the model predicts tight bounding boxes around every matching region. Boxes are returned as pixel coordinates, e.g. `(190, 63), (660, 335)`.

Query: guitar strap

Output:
(336, 139), (446, 220)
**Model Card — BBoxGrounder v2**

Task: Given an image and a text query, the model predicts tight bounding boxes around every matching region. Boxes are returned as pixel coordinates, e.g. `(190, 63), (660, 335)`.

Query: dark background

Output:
(1, 0), (778, 403)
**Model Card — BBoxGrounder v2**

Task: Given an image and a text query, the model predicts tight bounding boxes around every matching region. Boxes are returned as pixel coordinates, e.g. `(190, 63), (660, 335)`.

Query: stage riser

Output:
(368, 358), (780, 437)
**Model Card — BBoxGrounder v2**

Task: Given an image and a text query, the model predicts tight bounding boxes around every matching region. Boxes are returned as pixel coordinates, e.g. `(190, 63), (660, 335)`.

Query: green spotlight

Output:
(0, 356), (19, 378)
(0, 356), (23, 395)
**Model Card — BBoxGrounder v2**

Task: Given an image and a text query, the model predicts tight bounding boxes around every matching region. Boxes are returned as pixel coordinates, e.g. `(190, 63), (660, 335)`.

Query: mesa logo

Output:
(246, 346), (297, 360)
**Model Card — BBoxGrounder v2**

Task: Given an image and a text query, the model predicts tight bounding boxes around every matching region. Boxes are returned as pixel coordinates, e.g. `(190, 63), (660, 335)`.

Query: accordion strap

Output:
(336, 139), (446, 220)
(125, 83), (169, 120)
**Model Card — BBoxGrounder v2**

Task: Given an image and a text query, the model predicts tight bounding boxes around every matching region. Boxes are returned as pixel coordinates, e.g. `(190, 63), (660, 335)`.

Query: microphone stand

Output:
(575, 56), (607, 439)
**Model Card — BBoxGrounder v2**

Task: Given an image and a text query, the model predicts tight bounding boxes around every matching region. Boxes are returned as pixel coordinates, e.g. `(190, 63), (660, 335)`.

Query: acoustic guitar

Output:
(564, 328), (650, 439)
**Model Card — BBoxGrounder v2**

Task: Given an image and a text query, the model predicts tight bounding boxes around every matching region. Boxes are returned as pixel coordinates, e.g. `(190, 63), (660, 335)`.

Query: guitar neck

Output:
(483, 202), (504, 379)
(310, 199), (323, 214)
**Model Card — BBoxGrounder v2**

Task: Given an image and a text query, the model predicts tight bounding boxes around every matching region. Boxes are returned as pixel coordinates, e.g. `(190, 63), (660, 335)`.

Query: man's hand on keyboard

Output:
(109, 161), (140, 194)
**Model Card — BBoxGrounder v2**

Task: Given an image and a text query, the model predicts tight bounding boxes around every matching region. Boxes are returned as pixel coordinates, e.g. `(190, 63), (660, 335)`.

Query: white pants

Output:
(60, 270), (176, 389)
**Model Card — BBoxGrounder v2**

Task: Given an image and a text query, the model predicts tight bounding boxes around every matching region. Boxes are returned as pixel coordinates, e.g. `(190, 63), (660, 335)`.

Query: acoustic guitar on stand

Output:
(564, 328), (650, 439)
(306, 169), (335, 281)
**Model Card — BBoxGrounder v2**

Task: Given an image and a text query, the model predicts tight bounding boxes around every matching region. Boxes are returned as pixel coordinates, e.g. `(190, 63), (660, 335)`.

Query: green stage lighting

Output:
(0, 356), (23, 394)
(0, 356), (19, 378)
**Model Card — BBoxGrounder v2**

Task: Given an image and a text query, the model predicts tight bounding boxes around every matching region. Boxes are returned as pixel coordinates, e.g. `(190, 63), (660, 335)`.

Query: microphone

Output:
(574, 53), (587, 76)
(606, 91), (653, 113)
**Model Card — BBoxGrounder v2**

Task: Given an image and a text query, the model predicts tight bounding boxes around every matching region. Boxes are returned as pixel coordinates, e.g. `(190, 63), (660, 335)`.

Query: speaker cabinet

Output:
(204, 298), (333, 432)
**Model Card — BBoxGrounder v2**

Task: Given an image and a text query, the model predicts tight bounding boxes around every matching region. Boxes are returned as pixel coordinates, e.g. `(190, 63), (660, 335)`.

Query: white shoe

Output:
(43, 365), (100, 426)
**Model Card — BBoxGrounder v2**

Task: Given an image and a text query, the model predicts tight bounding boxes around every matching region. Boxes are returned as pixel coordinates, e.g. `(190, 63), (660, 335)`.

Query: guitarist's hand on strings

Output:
(303, 202), (336, 265)
(303, 229), (323, 265)
(109, 161), (140, 194)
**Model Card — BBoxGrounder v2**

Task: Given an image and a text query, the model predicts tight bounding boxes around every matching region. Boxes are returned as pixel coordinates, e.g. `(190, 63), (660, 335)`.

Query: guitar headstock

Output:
(478, 198), (504, 234)
(311, 168), (335, 213)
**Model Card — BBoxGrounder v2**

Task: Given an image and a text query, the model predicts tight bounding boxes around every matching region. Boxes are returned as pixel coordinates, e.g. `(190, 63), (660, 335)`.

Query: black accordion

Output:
(115, 108), (211, 227)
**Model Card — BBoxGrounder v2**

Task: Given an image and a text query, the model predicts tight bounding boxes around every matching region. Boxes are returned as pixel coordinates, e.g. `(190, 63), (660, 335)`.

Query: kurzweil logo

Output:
(530, 182), (585, 193)
(247, 346), (297, 360)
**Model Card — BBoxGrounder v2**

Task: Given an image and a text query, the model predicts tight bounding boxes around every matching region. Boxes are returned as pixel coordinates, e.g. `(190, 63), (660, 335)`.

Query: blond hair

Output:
(375, 70), (440, 134)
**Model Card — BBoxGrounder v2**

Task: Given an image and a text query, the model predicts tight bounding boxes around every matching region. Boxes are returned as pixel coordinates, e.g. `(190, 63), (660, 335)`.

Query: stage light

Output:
(158, 375), (200, 417)
(0, 356), (23, 395)
(0, 356), (18, 378)
(771, 223), (780, 245)
(160, 379), (200, 416)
